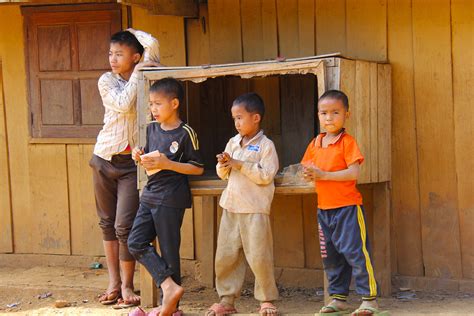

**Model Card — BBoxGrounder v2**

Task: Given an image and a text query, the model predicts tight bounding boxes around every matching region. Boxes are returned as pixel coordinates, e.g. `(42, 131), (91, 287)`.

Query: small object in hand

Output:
(37, 292), (53, 299)
(89, 262), (102, 269)
(54, 300), (71, 308)
(140, 150), (162, 176)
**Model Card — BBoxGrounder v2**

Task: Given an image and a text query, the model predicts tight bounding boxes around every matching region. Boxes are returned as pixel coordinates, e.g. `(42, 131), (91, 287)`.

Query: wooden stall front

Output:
(136, 56), (392, 307)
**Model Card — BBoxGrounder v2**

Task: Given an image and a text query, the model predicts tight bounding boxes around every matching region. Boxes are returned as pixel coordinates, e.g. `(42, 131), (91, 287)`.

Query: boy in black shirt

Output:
(128, 78), (204, 316)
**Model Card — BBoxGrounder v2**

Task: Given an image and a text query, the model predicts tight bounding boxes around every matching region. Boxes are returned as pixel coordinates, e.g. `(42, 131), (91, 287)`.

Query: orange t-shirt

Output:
(301, 131), (364, 209)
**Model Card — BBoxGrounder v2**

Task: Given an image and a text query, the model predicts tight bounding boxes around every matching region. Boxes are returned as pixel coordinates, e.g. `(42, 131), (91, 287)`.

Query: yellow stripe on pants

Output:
(357, 205), (377, 297)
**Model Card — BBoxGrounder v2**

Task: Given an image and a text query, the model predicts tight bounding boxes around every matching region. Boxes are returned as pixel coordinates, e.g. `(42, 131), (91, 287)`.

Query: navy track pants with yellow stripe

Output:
(317, 205), (379, 300)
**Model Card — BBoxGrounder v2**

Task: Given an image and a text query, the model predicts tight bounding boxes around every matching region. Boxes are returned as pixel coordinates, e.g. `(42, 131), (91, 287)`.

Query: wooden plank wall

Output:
(185, 0), (474, 281)
(0, 6), (190, 258)
(0, 0), (472, 284)
(0, 61), (13, 253)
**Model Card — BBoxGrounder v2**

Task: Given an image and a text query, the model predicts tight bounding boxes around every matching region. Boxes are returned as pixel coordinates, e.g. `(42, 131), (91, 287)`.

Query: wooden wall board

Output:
(185, 3), (210, 66)
(387, 0), (423, 277)
(0, 61), (13, 253)
(193, 196), (217, 286)
(315, 0), (346, 56)
(354, 61), (371, 184)
(241, 0), (278, 62)
(373, 182), (391, 295)
(208, 0), (242, 64)
(346, 0), (387, 62)
(412, 0), (462, 279)
(276, 0), (315, 58)
(1, 7), (33, 254)
(377, 64), (391, 182)
(272, 195), (305, 268)
(180, 208), (194, 260)
(338, 59), (356, 138)
(297, 0), (315, 57)
(67, 144), (103, 256)
(132, 6), (186, 66)
(451, 0), (474, 279)
(28, 144), (71, 254)
(302, 194), (322, 269)
(369, 63), (378, 183)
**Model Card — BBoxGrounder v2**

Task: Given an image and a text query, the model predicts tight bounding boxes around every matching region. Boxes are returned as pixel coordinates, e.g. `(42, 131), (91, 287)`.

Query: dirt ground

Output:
(0, 266), (472, 315)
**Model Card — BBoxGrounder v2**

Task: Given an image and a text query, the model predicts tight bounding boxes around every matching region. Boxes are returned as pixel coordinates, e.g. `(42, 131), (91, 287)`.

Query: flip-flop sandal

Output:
(205, 303), (238, 316)
(317, 305), (351, 315)
(129, 306), (148, 316)
(258, 302), (279, 316)
(98, 289), (121, 305)
(351, 307), (390, 316)
(113, 298), (140, 309)
(149, 306), (184, 316)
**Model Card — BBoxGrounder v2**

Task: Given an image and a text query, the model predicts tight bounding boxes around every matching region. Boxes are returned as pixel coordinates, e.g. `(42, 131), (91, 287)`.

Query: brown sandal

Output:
(98, 289), (121, 305)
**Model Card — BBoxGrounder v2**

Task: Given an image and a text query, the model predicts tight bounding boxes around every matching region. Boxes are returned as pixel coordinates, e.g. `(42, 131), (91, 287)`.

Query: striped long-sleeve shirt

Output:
(93, 29), (160, 161)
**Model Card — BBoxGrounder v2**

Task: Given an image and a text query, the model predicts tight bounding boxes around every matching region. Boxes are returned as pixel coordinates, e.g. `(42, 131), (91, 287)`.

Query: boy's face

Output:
(149, 91), (179, 124)
(109, 42), (141, 75)
(231, 103), (261, 138)
(317, 98), (349, 134)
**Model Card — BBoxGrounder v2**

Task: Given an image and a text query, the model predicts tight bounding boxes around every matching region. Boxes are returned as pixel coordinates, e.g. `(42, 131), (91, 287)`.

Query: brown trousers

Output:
(215, 210), (279, 302)
(89, 154), (139, 261)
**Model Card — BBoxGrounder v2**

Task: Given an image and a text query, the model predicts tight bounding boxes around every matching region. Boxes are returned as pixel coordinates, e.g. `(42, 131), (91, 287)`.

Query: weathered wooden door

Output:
(24, 4), (121, 139)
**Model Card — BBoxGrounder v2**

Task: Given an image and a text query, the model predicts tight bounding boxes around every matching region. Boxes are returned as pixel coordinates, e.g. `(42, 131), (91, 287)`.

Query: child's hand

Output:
(303, 165), (326, 181)
(135, 61), (161, 70)
(216, 152), (231, 164)
(132, 147), (144, 162)
(221, 157), (243, 171)
(141, 153), (170, 170)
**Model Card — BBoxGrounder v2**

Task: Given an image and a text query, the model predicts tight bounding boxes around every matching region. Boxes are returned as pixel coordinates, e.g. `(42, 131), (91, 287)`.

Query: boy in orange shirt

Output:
(302, 90), (380, 315)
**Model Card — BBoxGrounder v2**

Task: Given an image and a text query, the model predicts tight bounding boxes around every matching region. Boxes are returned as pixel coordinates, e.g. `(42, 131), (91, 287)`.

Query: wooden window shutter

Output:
(23, 4), (121, 139)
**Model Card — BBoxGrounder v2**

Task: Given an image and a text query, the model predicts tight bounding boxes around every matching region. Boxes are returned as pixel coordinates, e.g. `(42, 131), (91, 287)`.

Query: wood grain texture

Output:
(346, 0), (387, 62)
(451, 0), (474, 279)
(387, 0), (423, 276)
(0, 61), (13, 253)
(315, 0), (346, 56)
(208, 0), (242, 64)
(185, 3), (210, 66)
(412, 0), (462, 278)
(29, 144), (71, 254)
(67, 144), (103, 256)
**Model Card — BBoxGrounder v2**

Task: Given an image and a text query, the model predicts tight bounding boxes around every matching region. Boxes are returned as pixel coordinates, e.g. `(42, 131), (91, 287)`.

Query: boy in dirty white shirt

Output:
(206, 92), (279, 316)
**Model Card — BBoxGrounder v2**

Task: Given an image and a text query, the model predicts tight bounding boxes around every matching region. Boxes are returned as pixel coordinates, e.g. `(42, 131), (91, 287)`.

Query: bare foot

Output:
(320, 299), (349, 313)
(122, 285), (140, 305)
(160, 277), (184, 316)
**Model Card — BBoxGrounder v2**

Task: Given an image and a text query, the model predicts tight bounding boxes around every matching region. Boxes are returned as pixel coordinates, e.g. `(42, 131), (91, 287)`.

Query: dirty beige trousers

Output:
(215, 210), (279, 302)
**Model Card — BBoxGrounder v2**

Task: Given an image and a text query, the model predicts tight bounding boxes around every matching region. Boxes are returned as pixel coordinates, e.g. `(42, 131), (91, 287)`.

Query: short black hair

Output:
(110, 31), (144, 56)
(232, 92), (265, 120)
(149, 77), (184, 106)
(318, 90), (349, 110)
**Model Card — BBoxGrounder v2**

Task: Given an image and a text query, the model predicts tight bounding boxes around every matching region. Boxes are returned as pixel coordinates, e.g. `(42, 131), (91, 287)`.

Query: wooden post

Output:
(373, 182), (391, 296)
(193, 195), (217, 287)
(323, 271), (330, 304)
(139, 239), (159, 307)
